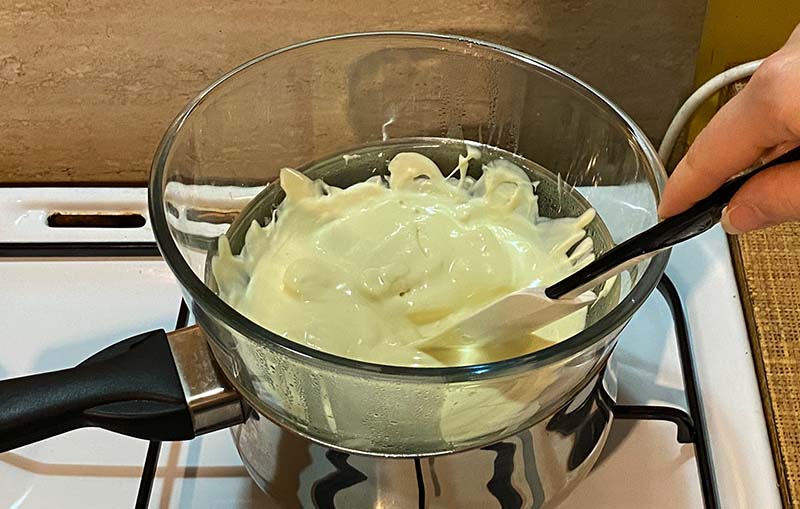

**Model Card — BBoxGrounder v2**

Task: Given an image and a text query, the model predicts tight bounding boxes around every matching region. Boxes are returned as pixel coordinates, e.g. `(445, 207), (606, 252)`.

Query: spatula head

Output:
(417, 289), (596, 363)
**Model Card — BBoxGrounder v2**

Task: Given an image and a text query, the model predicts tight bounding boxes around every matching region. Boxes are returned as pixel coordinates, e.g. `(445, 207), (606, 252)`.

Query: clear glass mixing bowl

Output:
(149, 32), (668, 456)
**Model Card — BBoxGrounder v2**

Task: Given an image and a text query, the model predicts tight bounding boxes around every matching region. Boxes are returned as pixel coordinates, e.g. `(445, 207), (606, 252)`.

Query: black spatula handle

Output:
(546, 145), (800, 300)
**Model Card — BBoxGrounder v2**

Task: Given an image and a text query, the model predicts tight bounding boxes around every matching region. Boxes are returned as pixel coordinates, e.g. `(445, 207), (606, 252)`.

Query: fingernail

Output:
(721, 206), (745, 235)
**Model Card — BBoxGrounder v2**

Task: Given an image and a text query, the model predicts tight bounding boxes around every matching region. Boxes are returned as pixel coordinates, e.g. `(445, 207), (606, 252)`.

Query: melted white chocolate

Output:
(213, 150), (596, 367)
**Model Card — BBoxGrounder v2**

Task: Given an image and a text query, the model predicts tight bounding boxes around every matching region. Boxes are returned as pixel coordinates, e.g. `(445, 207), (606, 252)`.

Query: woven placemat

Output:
(730, 223), (800, 508)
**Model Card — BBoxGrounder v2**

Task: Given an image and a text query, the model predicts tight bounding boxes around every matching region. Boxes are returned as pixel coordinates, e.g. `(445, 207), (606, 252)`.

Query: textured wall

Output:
(0, 1), (706, 183)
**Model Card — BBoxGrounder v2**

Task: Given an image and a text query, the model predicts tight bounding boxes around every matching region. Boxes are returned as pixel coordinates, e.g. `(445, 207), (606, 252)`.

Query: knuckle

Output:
(749, 171), (800, 223)
(783, 185), (800, 219)
(681, 144), (717, 186)
(751, 53), (792, 90)
(749, 53), (800, 135)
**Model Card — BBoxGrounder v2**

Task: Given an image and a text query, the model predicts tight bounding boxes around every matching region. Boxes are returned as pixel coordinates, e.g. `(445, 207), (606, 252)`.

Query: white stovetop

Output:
(0, 188), (781, 508)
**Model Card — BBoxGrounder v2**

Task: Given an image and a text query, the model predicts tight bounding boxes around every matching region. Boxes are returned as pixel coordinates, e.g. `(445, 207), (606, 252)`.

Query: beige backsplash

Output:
(0, 1), (705, 183)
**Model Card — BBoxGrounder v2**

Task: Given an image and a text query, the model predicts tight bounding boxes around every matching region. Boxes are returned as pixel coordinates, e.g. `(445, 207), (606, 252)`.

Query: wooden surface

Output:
(0, 0), (705, 184)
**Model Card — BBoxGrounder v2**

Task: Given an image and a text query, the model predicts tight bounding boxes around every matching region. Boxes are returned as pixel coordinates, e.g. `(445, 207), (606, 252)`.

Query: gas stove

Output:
(0, 187), (781, 508)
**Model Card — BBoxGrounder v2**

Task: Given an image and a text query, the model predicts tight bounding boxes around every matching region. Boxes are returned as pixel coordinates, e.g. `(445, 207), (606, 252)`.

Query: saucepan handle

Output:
(0, 326), (243, 453)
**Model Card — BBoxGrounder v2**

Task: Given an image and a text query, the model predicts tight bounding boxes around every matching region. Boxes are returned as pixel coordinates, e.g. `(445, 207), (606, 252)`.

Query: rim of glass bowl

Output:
(149, 31), (669, 382)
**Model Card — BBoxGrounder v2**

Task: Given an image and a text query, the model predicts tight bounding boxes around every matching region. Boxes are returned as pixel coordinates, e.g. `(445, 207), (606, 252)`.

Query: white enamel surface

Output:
(671, 227), (781, 508)
(0, 188), (154, 242)
(0, 188), (781, 508)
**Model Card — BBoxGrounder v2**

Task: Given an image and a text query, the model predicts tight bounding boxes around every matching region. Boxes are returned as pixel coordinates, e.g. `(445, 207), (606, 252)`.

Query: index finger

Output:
(658, 63), (795, 217)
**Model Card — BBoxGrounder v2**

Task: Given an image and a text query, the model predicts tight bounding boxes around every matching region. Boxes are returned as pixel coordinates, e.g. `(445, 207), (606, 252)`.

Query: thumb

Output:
(721, 161), (800, 233)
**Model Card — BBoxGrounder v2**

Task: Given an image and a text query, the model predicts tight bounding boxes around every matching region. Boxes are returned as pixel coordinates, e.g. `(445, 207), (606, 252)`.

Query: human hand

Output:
(658, 25), (800, 234)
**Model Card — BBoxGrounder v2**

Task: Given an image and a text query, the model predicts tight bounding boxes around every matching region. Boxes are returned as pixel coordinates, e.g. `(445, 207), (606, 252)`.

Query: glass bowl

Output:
(149, 32), (668, 456)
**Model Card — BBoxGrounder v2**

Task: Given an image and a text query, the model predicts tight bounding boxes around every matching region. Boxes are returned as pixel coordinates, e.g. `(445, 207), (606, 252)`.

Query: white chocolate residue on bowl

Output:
(213, 149), (597, 367)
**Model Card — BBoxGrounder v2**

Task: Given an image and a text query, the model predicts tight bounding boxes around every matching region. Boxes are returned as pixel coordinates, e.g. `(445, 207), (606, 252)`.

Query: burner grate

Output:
(612, 278), (719, 508)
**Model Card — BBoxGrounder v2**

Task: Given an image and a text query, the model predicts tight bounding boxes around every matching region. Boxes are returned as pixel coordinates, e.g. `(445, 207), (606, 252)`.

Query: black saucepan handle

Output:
(0, 329), (194, 453)
(546, 145), (800, 299)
